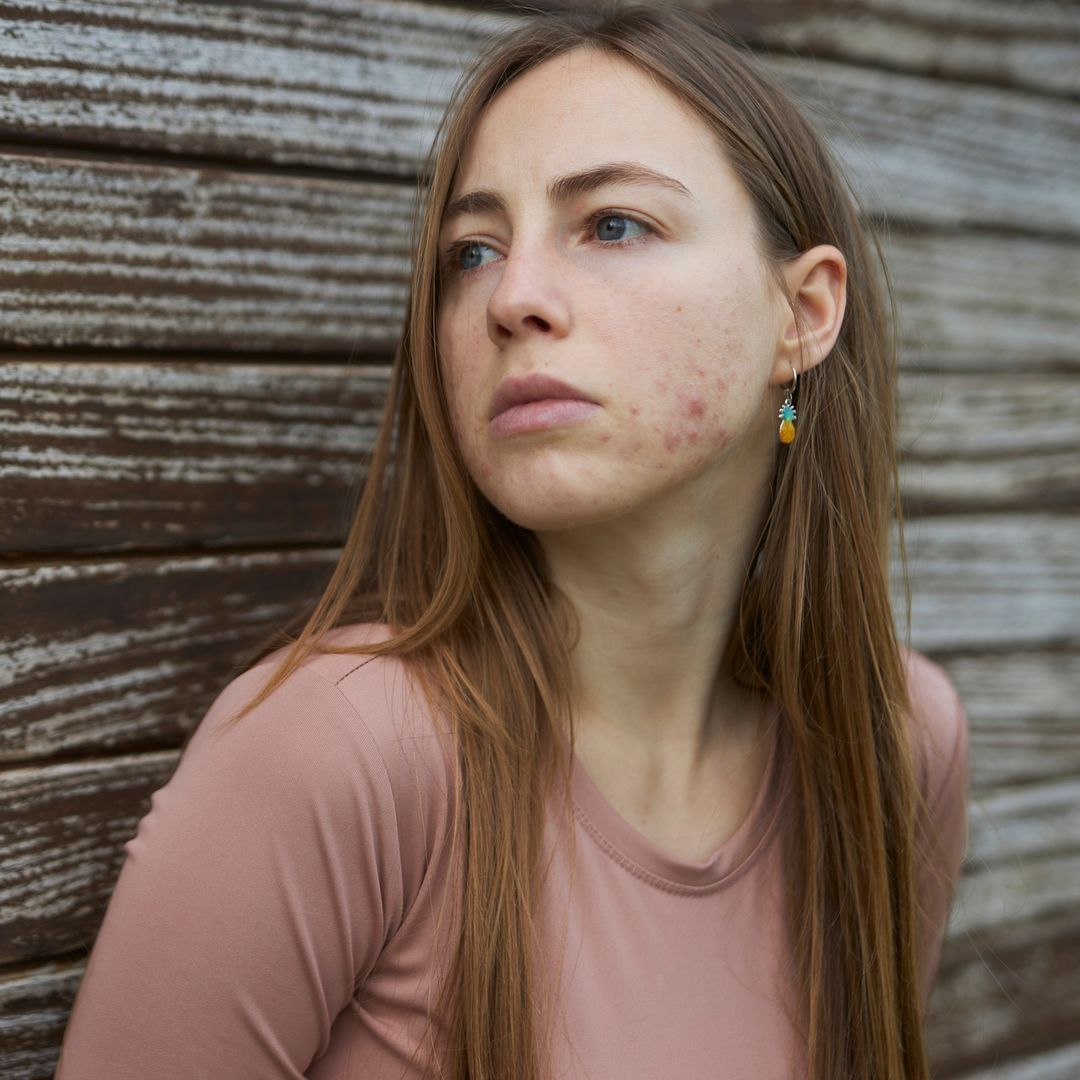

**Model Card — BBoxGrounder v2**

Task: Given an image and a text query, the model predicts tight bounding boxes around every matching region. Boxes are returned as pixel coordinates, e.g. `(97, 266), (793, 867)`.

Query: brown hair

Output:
(218, 4), (940, 1077)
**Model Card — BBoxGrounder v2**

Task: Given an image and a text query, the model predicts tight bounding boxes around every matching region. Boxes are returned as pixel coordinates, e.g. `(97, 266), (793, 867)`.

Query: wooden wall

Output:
(1, 1), (1077, 1076)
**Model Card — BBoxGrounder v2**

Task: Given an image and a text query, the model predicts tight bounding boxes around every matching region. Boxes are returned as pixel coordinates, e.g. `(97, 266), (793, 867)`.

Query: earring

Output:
(778, 366), (798, 445)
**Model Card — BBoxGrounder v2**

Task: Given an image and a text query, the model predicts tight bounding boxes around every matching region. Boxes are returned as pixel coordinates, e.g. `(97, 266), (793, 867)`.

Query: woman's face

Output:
(435, 47), (788, 532)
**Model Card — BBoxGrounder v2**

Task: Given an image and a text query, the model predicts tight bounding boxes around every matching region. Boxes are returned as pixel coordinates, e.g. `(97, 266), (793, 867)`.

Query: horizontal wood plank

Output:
(0, 959), (81, 1080)
(897, 369), (1080, 513)
(889, 514), (1079, 652)
(0, 0), (514, 174)
(0, 3), (1076, 237)
(739, 0), (1080, 102)
(0, 360), (389, 554)
(1, 543), (1076, 764)
(2, 150), (1077, 360)
(929, 907), (1080, 1076)
(2, 362), (1075, 555)
(0, 153), (415, 353)
(0, 548), (340, 762)
(941, 651), (1080, 789)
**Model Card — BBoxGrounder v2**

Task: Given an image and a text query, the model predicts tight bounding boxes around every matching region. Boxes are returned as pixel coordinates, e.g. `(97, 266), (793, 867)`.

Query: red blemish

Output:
(630, 404), (641, 416)
(687, 399), (706, 419)
(600, 433), (612, 442)
(664, 432), (682, 453)
(689, 431), (700, 443)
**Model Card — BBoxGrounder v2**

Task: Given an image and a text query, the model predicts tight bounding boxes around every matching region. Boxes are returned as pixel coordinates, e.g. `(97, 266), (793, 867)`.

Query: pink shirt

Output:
(55, 622), (969, 1079)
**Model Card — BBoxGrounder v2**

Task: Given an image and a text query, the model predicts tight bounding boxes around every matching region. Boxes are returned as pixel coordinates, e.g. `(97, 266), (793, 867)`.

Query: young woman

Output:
(56, 5), (969, 1080)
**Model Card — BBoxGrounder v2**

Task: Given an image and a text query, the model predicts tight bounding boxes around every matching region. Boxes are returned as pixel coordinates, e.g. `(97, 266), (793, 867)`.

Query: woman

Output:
(55, 5), (969, 1079)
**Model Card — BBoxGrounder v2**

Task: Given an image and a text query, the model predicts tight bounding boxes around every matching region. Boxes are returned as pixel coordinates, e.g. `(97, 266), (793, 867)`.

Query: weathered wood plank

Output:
(940, 651), (1080, 789)
(0, 360), (389, 554)
(885, 232), (1080, 372)
(0, 3), (1076, 237)
(0, 959), (81, 1080)
(0, 749), (179, 964)
(959, 1042), (1080, 1080)
(2, 362), (1075, 555)
(0, 153), (415, 353)
(2, 151), (1078, 362)
(888, 514), (1079, 652)
(0, 0), (514, 174)
(0, 548), (340, 762)
(896, 370), (1080, 513)
(732, 0), (1080, 101)
(929, 907), (1080, 1076)
(1, 542), (1075, 764)
(956, 778), (1080, 939)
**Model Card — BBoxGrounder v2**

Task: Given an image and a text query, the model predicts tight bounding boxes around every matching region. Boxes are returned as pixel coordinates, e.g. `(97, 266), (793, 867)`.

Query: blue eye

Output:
(439, 210), (653, 279)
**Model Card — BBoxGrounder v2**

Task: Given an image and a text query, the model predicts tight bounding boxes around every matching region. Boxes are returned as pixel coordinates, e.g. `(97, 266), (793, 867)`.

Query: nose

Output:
(485, 239), (570, 344)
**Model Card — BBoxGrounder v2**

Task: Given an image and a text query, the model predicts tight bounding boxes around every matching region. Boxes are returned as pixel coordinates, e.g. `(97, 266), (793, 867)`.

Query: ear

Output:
(770, 244), (847, 387)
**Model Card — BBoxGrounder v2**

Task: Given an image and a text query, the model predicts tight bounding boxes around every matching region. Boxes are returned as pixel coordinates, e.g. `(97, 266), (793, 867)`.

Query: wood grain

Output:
(1, 544), (1075, 765)
(0, 1), (1074, 234)
(3, 361), (1076, 557)
(0, 360), (390, 554)
(0, 548), (339, 763)
(2, 150), (1077, 360)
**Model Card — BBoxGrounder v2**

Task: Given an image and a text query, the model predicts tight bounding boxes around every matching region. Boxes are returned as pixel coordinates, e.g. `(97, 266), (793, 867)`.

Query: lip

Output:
(489, 372), (598, 421)
(489, 398), (601, 438)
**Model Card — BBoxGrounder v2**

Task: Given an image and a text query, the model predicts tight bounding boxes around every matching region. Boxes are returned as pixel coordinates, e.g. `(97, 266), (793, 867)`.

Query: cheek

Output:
(643, 361), (739, 461)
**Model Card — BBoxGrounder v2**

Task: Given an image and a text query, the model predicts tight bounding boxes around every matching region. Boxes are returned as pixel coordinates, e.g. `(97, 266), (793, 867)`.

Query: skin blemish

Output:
(630, 404), (641, 416)
(689, 430), (700, 443)
(663, 431), (682, 453)
(686, 398), (707, 419)
(601, 433), (612, 443)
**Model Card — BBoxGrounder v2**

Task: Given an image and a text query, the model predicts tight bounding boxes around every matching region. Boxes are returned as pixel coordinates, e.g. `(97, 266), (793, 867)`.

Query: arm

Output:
(54, 663), (405, 1080)
(914, 682), (971, 1006)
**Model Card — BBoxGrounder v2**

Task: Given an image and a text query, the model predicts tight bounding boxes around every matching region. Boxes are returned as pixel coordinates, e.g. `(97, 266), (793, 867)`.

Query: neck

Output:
(537, 447), (773, 777)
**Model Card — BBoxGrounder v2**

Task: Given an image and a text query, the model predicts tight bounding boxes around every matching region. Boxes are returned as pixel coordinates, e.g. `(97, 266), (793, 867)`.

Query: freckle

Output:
(687, 399), (706, 419)
(675, 305), (682, 313)
(630, 404), (641, 416)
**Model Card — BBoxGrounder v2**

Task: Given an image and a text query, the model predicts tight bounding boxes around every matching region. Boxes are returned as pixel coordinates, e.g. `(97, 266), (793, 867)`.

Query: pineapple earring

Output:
(778, 365), (798, 445)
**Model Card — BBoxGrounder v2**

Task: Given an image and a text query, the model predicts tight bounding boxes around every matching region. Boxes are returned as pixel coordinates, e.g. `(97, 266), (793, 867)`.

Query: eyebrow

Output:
(440, 161), (694, 231)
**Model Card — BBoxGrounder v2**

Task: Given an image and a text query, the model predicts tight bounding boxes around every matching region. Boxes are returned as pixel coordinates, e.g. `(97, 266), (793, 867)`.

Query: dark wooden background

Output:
(1, 2), (1077, 1077)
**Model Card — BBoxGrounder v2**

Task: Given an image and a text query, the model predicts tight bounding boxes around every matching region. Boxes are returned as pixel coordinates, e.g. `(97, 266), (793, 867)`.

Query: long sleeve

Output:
(55, 661), (407, 1080)
(912, 670), (971, 1006)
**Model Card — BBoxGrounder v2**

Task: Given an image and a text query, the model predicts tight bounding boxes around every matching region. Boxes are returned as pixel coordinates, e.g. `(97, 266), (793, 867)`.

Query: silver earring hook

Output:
(785, 366), (798, 395)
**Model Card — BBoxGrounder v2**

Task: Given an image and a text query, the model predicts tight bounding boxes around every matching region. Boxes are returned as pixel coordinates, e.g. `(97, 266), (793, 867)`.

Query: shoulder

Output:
(252, 621), (455, 808)
(899, 644), (970, 813)
(188, 622), (456, 914)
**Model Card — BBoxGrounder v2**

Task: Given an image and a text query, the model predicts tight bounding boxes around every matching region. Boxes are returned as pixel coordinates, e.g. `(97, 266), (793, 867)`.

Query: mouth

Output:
(489, 372), (598, 421)
(488, 398), (601, 438)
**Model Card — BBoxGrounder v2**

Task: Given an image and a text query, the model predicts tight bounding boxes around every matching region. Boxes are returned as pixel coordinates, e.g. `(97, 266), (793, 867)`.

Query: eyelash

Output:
(439, 209), (654, 279)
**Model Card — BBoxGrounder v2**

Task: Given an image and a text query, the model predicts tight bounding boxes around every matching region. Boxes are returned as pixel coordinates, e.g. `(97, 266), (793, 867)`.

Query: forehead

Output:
(448, 47), (740, 209)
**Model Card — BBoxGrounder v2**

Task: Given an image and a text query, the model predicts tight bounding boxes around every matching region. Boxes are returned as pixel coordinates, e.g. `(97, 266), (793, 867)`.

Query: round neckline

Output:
(569, 697), (786, 892)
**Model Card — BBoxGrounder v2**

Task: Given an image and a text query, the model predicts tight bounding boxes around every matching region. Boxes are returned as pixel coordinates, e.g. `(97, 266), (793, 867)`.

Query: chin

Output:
(481, 483), (634, 534)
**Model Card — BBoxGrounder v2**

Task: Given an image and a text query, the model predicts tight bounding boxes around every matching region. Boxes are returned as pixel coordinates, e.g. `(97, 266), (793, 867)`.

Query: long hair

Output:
(214, 4), (938, 1078)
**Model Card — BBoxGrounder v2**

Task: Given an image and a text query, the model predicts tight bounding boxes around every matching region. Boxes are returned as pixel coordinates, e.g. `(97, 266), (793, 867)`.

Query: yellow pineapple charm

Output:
(778, 367), (798, 444)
